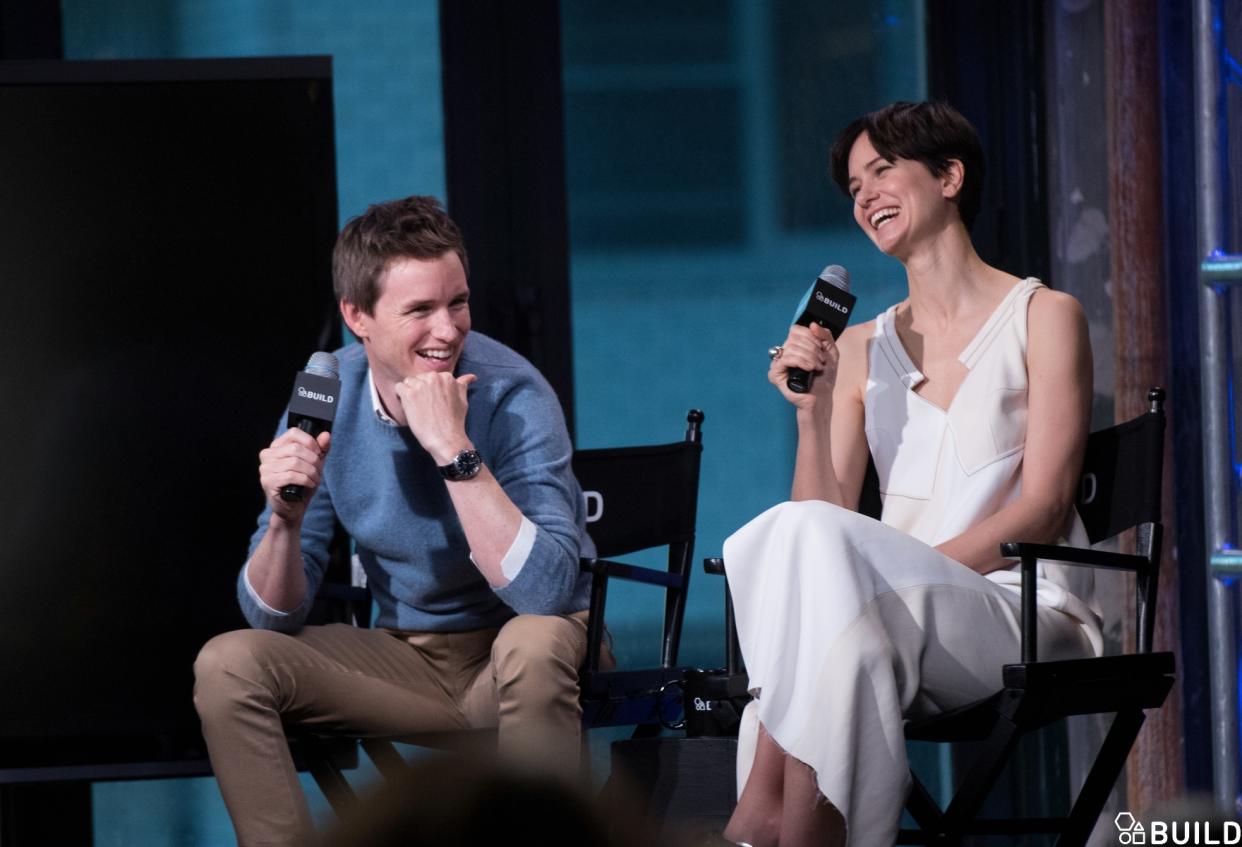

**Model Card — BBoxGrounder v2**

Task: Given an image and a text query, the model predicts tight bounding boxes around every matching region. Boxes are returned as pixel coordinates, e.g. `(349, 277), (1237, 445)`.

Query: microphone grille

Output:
(304, 351), (340, 379)
(819, 264), (850, 293)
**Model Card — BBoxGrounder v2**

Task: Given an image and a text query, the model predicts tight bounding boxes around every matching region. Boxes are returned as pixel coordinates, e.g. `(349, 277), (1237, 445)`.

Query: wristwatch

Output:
(438, 449), (483, 481)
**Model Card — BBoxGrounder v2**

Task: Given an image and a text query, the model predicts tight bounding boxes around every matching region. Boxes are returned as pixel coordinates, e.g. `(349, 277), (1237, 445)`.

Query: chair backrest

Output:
(1076, 388), (1166, 653)
(573, 410), (703, 668)
(1075, 391), (1165, 545)
(573, 441), (702, 560)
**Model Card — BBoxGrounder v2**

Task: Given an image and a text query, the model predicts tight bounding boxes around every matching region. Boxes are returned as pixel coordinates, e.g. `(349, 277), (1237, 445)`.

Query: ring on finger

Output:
(768, 345), (784, 361)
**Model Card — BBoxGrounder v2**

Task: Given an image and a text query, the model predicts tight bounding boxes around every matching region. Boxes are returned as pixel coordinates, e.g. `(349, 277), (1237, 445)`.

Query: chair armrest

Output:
(999, 540), (1148, 664)
(701, 557), (745, 676)
(999, 542), (1148, 572)
(579, 558), (686, 588)
(579, 558), (686, 676)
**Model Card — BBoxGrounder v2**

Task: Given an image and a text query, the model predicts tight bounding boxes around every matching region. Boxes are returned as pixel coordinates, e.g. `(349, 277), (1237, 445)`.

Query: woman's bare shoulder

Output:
(1030, 284), (1083, 310)
(1028, 286), (1088, 337)
(1026, 287), (1091, 389)
(836, 319), (875, 398)
(838, 318), (875, 351)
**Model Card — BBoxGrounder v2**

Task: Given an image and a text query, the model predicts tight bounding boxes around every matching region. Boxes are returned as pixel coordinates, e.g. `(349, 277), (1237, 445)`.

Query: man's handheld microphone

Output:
(279, 351), (341, 503)
(786, 265), (856, 394)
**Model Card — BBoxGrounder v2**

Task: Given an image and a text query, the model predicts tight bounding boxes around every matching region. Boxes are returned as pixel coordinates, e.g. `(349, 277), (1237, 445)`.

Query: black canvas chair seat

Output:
(905, 653), (1175, 747)
(293, 409), (705, 814)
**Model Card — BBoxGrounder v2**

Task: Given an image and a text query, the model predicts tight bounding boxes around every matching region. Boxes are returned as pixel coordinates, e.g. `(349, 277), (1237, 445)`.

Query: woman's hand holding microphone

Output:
(768, 322), (838, 412)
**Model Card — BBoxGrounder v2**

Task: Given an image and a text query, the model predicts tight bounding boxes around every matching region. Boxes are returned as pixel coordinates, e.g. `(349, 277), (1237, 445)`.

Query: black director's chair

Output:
(896, 387), (1174, 845)
(704, 388), (1175, 846)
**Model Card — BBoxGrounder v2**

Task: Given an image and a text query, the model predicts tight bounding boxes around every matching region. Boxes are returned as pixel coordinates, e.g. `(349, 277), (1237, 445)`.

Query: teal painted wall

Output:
(57, 3), (931, 842)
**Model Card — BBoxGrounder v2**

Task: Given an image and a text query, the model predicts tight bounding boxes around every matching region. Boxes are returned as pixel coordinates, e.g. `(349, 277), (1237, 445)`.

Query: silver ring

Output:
(768, 345), (783, 361)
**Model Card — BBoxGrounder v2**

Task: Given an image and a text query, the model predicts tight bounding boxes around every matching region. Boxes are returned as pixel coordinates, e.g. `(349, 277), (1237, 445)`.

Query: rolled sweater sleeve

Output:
(236, 422), (337, 633)
(481, 378), (592, 616)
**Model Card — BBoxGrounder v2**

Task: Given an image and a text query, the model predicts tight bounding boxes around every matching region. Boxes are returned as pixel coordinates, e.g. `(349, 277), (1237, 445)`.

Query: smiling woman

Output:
(721, 101), (1097, 847)
(846, 133), (966, 262)
(833, 100), (985, 230)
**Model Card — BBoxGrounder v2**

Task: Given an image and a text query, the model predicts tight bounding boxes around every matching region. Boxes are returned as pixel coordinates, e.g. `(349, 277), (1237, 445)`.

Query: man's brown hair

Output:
(333, 195), (469, 314)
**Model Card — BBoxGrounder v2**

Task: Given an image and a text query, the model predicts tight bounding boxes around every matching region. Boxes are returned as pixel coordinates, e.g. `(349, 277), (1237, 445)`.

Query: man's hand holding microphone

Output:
(259, 352), (341, 526)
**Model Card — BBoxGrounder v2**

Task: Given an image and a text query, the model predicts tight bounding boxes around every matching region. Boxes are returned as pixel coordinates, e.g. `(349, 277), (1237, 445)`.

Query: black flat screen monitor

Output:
(0, 57), (340, 779)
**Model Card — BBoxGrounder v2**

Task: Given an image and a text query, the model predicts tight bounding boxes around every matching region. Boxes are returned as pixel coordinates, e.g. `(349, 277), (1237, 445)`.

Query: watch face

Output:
(456, 450), (481, 475)
(442, 449), (482, 480)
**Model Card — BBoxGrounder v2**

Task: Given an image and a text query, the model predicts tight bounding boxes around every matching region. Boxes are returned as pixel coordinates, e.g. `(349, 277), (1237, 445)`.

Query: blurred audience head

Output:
(320, 754), (673, 847)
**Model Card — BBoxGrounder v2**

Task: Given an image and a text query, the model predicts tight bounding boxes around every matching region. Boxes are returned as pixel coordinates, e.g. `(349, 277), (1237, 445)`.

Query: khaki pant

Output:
(193, 611), (591, 847)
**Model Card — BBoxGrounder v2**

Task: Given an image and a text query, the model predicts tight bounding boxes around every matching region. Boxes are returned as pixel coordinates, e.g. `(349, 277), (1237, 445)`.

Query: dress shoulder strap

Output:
(871, 303), (923, 389)
(958, 277), (1044, 370)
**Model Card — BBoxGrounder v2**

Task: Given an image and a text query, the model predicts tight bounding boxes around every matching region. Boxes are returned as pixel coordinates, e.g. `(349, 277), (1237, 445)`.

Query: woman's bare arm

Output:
(935, 289), (1093, 572)
(784, 322), (871, 508)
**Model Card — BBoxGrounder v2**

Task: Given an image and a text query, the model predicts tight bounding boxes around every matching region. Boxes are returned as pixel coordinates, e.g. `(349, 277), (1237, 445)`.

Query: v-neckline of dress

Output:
(879, 278), (1038, 415)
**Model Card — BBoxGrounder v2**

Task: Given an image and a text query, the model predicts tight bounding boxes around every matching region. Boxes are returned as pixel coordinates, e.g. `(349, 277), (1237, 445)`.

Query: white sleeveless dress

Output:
(724, 278), (1103, 847)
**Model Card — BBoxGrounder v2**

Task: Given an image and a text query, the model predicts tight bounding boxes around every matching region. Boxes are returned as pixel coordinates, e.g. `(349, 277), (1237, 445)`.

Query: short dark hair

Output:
(333, 195), (469, 314)
(828, 101), (984, 229)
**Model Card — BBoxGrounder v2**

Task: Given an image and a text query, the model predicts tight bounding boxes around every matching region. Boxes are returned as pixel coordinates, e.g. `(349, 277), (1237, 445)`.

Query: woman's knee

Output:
(768, 500), (857, 550)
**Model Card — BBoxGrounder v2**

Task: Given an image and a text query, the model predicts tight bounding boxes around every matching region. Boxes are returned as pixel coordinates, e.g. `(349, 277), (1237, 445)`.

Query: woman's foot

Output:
(722, 812), (778, 847)
(687, 828), (753, 847)
(724, 720), (786, 847)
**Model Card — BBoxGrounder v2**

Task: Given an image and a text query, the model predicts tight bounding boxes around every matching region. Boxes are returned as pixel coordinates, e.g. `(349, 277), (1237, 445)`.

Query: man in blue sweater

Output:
(194, 196), (597, 846)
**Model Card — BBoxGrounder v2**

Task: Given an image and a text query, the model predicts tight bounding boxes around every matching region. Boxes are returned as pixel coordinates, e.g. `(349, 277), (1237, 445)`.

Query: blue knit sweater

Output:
(238, 332), (594, 632)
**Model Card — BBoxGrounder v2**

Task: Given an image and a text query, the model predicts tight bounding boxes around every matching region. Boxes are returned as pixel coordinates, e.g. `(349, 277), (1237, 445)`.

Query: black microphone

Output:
(279, 351), (341, 503)
(786, 265), (856, 394)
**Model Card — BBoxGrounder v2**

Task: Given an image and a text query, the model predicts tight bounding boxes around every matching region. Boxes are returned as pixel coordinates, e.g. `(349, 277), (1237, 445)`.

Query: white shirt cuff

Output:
(472, 516), (537, 585)
(243, 560), (292, 616)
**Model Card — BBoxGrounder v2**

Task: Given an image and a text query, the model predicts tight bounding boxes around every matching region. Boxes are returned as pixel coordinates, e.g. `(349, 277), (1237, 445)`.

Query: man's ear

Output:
(339, 299), (368, 342)
(941, 159), (965, 201)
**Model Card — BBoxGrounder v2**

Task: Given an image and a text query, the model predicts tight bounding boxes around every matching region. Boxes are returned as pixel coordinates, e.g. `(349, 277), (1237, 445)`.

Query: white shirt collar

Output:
(367, 368), (398, 426)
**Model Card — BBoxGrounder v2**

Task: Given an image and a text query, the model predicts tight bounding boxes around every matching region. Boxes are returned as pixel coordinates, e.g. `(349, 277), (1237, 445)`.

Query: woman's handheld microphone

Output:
(786, 265), (856, 393)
